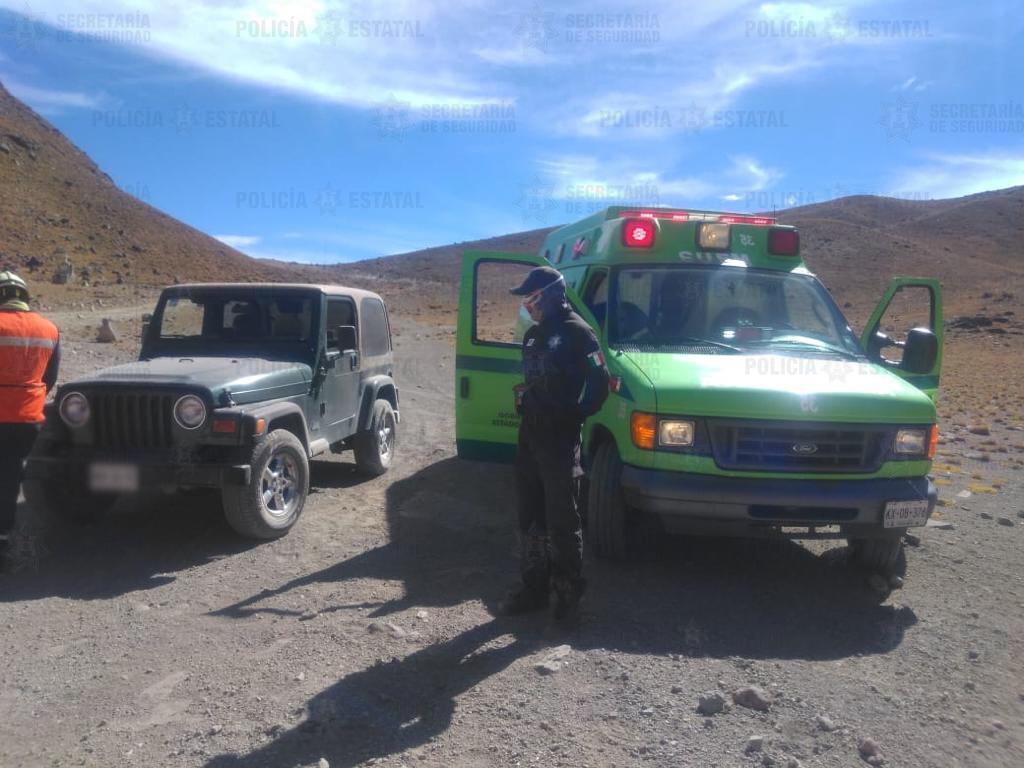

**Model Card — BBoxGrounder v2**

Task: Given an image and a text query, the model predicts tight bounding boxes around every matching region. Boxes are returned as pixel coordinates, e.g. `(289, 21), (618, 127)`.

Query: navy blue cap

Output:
(510, 266), (564, 296)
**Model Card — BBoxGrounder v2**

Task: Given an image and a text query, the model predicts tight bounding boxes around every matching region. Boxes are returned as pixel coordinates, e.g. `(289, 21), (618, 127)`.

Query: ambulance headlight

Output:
(659, 419), (695, 447)
(893, 428), (928, 456)
(698, 222), (730, 250)
(59, 392), (90, 428)
(174, 395), (207, 430)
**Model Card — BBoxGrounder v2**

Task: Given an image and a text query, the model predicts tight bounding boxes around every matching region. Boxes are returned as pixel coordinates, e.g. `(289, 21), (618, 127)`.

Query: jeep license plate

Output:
(88, 462), (139, 493)
(883, 499), (929, 528)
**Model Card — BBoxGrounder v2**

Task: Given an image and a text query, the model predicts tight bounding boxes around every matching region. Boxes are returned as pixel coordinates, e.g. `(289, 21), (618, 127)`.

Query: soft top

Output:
(163, 282), (384, 302)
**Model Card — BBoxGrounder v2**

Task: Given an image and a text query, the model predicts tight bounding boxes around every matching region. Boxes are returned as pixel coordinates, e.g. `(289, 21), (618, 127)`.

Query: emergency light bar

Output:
(619, 210), (777, 226)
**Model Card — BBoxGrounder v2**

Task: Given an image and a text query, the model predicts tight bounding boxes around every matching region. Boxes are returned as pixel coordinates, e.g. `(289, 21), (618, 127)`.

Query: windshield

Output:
(608, 265), (861, 356)
(151, 289), (318, 352)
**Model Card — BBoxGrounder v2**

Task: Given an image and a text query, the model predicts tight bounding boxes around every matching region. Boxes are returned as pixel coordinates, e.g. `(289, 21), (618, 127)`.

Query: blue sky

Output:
(1, 1), (1022, 263)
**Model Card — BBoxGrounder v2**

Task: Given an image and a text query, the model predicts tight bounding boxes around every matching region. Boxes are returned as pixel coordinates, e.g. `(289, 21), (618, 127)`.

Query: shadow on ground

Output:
(0, 491), (255, 602)
(205, 456), (918, 768)
(0, 457), (371, 602)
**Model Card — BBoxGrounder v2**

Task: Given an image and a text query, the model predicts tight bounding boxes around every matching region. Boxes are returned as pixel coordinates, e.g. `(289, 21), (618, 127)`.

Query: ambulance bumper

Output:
(619, 466), (936, 538)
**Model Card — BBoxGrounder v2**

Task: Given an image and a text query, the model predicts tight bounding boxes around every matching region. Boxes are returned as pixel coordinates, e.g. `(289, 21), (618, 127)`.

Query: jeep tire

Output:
(223, 429), (308, 539)
(354, 399), (396, 476)
(23, 475), (114, 526)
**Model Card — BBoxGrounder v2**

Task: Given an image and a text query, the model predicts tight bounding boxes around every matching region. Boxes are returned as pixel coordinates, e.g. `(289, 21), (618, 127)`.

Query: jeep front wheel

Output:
(223, 429), (309, 539)
(354, 399), (396, 476)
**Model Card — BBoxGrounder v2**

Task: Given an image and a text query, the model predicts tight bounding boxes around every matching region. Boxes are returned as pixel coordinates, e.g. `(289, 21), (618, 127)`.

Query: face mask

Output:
(522, 289), (545, 322)
(521, 276), (565, 322)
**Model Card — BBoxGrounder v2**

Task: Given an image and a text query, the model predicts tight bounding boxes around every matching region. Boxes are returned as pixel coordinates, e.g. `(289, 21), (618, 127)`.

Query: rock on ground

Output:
(732, 685), (773, 712)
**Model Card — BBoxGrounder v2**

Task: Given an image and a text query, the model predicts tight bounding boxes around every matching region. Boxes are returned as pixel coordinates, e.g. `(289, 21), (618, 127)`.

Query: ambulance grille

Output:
(709, 420), (888, 473)
(91, 392), (176, 451)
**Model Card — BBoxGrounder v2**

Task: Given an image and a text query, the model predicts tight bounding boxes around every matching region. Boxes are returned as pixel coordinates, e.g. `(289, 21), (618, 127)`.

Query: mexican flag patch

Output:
(587, 350), (606, 369)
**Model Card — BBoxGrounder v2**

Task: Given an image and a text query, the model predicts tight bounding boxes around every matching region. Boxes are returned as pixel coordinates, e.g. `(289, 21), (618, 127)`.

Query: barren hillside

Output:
(0, 81), (304, 308)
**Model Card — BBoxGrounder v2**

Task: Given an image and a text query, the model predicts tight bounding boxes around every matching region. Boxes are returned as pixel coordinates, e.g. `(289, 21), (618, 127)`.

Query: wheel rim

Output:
(261, 452), (299, 519)
(378, 413), (394, 460)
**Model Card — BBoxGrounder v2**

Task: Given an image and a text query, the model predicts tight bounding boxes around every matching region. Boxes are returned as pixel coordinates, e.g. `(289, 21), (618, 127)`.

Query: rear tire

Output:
(223, 429), (308, 540)
(354, 399), (396, 476)
(23, 474), (114, 527)
(588, 441), (651, 560)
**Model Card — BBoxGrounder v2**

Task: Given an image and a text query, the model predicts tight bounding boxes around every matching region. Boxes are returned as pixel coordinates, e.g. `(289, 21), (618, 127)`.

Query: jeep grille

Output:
(709, 420), (888, 473)
(91, 392), (176, 450)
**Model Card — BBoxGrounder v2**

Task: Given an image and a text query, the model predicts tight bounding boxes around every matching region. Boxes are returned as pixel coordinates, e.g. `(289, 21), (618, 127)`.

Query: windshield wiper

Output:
(745, 337), (863, 360)
(612, 336), (743, 353)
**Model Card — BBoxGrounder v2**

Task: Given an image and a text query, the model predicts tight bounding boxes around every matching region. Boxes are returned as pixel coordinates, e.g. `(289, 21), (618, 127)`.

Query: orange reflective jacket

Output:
(0, 309), (60, 423)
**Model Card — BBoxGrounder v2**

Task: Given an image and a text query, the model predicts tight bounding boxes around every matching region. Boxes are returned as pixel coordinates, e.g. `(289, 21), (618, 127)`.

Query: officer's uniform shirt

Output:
(520, 307), (609, 427)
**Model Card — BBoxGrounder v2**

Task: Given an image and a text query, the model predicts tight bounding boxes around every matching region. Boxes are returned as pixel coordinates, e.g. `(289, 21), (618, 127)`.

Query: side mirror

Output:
(866, 330), (893, 359)
(335, 325), (358, 353)
(141, 313), (153, 341)
(900, 327), (938, 374)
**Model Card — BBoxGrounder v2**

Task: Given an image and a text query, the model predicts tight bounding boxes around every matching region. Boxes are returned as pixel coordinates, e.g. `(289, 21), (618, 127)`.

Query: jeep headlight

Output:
(174, 395), (207, 430)
(59, 391), (90, 428)
(659, 419), (695, 447)
(894, 428), (927, 456)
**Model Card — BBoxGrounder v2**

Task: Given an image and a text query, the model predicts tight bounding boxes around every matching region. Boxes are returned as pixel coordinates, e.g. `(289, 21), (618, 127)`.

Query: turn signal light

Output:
(927, 425), (938, 460)
(631, 411), (657, 450)
(212, 418), (238, 434)
(254, 417), (267, 435)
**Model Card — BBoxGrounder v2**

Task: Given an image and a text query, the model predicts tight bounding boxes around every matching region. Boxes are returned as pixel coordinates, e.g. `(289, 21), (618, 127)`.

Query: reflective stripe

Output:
(0, 335), (56, 349)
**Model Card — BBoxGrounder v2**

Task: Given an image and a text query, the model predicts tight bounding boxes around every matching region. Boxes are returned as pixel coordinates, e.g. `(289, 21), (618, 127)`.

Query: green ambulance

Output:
(455, 206), (942, 573)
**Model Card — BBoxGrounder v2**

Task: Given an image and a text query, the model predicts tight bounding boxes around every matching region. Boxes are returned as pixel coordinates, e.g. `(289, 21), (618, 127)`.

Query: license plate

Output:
(88, 462), (139, 493)
(883, 499), (929, 528)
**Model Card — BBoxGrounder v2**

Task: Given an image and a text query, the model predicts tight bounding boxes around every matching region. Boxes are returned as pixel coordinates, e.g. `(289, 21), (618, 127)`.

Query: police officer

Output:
(500, 266), (609, 619)
(0, 272), (59, 565)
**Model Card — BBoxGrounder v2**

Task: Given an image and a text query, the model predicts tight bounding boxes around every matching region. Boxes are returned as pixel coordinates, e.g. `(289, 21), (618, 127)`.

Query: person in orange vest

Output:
(0, 271), (59, 564)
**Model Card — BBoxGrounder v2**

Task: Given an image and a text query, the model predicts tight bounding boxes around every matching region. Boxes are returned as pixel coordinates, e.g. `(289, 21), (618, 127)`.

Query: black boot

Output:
(497, 584), (549, 616)
(553, 577), (586, 620)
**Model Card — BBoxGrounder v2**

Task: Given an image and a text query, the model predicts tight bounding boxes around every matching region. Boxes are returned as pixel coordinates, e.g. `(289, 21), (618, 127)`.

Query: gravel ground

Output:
(0, 310), (1022, 768)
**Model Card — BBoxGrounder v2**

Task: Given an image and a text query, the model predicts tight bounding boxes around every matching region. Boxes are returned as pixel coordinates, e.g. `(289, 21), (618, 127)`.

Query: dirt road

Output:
(1, 315), (1022, 768)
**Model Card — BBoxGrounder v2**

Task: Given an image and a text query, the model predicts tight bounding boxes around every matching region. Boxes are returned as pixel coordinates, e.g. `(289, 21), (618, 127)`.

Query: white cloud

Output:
(885, 151), (1024, 199)
(536, 153), (782, 206)
(1, 75), (105, 110)
(2, 0), (926, 137)
(6, 0), (510, 109)
(213, 234), (262, 249)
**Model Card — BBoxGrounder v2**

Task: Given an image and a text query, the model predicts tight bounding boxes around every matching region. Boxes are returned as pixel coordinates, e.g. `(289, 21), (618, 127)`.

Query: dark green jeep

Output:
(24, 283), (399, 539)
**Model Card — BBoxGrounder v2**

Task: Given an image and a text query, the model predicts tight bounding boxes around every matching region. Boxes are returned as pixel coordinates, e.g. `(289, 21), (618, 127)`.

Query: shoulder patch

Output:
(587, 350), (606, 368)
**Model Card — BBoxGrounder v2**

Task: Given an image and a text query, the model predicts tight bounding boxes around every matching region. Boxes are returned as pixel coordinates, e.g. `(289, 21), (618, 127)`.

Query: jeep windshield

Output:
(606, 265), (863, 357)
(147, 287), (320, 359)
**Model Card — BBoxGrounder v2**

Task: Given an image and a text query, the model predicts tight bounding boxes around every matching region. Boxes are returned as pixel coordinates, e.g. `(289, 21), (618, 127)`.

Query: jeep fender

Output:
(358, 375), (400, 431)
(246, 401), (312, 452)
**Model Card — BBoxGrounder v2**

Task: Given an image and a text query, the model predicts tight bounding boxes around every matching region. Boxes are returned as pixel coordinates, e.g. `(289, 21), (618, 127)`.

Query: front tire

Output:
(223, 429), (309, 539)
(354, 399), (396, 476)
(847, 535), (905, 574)
(587, 442), (634, 560)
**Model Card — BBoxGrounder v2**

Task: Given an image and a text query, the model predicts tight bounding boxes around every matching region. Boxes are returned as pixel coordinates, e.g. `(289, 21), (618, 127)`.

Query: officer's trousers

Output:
(514, 417), (583, 593)
(0, 422), (40, 537)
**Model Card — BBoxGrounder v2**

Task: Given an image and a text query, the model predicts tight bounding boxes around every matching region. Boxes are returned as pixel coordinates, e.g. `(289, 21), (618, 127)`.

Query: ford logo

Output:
(792, 442), (818, 455)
